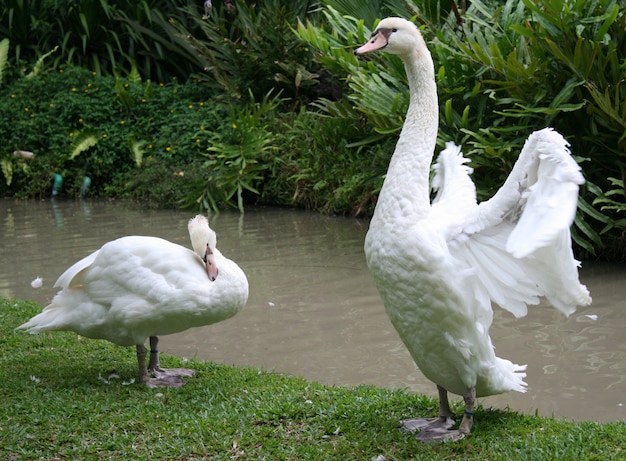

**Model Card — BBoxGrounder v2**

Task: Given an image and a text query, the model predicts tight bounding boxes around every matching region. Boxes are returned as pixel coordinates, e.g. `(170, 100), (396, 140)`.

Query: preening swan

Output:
(18, 215), (248, 388)
(357, 18), (591, 441)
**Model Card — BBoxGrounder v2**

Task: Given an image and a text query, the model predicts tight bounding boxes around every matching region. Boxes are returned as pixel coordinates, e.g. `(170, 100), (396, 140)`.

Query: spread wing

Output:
(431, 128), (591, 318)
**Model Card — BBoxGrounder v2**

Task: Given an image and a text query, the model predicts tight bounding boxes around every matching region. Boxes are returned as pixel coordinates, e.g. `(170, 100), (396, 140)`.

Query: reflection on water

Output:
(1, 198), (624, 422)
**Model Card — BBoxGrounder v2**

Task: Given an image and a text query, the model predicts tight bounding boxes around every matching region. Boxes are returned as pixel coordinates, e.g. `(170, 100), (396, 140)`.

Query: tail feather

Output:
(17, 305), (67, 333)
(478, 357), (528, 397)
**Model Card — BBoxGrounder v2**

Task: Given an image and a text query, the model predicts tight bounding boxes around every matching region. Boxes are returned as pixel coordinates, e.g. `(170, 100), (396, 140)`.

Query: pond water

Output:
(1, 198), (625, 422)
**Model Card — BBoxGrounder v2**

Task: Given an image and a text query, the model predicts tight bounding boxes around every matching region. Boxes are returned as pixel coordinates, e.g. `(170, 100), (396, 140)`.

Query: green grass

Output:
(1, 299), (624, 460)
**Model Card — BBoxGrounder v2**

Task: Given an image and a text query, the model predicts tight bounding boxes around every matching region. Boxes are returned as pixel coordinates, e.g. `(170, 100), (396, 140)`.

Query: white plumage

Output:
(18, 215), (248, 387)
(357, 18), (591, 441)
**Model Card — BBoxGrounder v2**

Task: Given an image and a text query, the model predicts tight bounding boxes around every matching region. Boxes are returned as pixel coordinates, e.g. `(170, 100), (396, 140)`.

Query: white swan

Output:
(18, 215), (248, 388)
(357, 18), (591, 441)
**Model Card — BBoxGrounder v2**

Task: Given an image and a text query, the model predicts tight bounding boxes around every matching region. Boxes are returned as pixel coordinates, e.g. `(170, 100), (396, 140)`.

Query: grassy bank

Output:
(1, 299), (624, 460)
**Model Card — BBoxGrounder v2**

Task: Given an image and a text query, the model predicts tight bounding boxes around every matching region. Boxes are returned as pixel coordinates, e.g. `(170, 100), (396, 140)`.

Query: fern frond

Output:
(128, 62), (142, 84)
(69, 129), (99, 160)
(26, 46), (59, 79)
(1, 158), (13, 186)
(0, 38), (9, 84)
(128, 137), (147, 167)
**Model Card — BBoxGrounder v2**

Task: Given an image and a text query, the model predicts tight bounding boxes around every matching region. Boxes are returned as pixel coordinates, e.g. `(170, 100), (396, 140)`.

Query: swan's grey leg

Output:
(136, 344), (150, 383)
(133, 338), (192, 388)
(401, 385), (455, 432)
(146, 336), (194, 385)
(457, 386), (476, 435)
(415, 386), (476, 442)
(148, 336), (160, 371)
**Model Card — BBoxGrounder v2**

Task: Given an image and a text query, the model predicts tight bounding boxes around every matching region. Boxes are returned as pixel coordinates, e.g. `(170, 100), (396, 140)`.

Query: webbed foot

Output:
(415, 426), (467, 442)
(406, 386), (475, 443)
(143, 368), (195, 388)
(137, 339), (196, 388)
(401, 416), (455, 432)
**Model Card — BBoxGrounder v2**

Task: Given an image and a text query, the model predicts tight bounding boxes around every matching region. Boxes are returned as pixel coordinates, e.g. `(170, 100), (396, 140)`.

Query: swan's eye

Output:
(392, 28), (398, 32)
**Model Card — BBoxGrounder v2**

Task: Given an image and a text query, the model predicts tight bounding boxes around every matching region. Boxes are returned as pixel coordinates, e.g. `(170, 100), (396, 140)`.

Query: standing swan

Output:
(18, 215), (248, 388)
(357, 18), (591, 441)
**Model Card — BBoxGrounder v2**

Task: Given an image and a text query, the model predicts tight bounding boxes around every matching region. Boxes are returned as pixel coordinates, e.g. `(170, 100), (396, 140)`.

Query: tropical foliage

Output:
(0, 65), (220, 201)
(171, 0), (319, 104)
(183, 90), (282, 213)
(1, 0), (625, 257)
(0, 0), (201, 81)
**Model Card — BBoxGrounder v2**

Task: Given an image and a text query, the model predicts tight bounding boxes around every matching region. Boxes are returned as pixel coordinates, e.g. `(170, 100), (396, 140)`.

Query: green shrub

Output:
(0, 0), (203, 81)
(163, 0), (320, 105)
(267, 108), (393, 215)
(0, 65), (221, 199)
(182, 90), (283, 213)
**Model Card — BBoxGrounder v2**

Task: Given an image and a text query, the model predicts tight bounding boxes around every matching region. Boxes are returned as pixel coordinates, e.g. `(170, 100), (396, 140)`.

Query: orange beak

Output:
(355, 28), (392, 54)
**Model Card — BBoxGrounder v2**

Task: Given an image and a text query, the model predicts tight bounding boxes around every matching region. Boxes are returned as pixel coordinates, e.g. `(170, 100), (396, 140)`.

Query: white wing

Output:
(432, 128), (591, 318)
(54, 250), (100, 289)
(430, 142), (478, 241)
(505, 130), (584, 257)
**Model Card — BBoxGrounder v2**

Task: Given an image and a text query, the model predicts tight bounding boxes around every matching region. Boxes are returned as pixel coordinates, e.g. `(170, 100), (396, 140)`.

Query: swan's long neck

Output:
(374, 47), (438, 224)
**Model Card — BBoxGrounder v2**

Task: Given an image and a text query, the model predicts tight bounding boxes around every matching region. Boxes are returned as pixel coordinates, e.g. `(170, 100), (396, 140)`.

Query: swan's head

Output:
(188, 215), (219, 281)
(355, 17), (425, 59)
